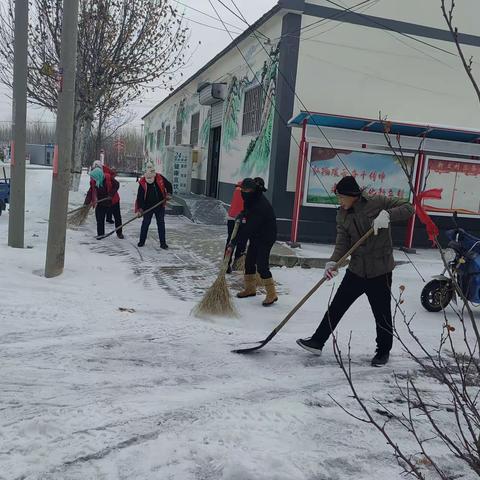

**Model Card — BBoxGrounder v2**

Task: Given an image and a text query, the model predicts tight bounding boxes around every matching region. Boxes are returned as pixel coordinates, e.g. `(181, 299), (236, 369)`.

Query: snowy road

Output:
(0, 170), (475, 479)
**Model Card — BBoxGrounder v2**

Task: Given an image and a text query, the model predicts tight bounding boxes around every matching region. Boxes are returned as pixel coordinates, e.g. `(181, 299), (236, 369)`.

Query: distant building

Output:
(27, 144), (55, 166)
(143, 0), (480, 246)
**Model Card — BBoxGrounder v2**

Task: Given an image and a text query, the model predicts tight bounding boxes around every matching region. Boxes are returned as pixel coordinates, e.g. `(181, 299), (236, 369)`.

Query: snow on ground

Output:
(0, 168), (478, 479)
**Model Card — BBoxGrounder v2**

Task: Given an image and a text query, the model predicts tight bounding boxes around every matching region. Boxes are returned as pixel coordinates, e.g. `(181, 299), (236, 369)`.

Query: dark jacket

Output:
(331, 194), (414, 278)
(136, 174), (173, 211)
(241, 192), (277, 245)
(85, 175), (119, 208)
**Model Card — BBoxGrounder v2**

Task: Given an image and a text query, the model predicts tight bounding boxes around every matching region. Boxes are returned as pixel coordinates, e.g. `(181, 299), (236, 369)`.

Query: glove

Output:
(235, 212), (245, 223)
(324, 261), (338, 280)
(137, 209), (144, 218)
(373, 210), (390, 236)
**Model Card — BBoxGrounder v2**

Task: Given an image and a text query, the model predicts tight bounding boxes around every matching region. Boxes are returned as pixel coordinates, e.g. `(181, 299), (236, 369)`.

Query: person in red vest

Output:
(84, 164), (123, 239)
(92, 160), (120, 225)
(135, 163), (172, 249)
(225, 180), (247, 273)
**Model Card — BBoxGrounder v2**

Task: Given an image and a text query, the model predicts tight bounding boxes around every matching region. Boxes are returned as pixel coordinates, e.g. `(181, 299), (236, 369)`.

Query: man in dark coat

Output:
(136, 163), (173, 249)
(297, 175), (414, 366)
(233, 177), (278, 306)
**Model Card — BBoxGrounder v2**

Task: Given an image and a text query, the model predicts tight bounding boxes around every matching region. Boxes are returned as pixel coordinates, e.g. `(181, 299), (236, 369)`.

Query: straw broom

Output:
(192, 220), (241, 318)
(67, 197), (111, 228)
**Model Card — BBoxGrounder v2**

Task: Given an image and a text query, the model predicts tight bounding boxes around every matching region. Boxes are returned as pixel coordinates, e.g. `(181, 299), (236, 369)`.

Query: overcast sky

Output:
(0, 0), (278, 127)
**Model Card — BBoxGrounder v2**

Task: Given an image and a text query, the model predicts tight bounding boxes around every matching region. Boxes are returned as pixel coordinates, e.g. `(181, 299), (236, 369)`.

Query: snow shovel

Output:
(96, 199), (167, 240)
(232, 228), (374, 354)
(192, 219), (241, 318)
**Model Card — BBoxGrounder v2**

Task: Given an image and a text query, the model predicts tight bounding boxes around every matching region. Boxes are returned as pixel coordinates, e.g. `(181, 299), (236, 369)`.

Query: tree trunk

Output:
(70, 115), (92, 191)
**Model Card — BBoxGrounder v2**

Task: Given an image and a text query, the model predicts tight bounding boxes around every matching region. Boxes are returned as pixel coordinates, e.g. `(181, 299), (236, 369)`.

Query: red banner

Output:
(415, 188), (442, 244)
(429, 159), (480, 176)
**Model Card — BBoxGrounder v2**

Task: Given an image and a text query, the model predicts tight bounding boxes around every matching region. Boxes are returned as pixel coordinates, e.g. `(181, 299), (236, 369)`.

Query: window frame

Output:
(241, 84), (263, 136)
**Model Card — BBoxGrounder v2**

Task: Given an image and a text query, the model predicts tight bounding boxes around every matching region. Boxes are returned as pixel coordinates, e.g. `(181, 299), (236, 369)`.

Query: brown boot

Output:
(237, 274), (257, 298)
(262, 277), (278, 306)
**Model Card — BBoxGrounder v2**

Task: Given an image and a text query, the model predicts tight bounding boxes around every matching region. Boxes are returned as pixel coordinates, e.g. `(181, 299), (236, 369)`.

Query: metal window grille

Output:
(165, 125), (171, 146)
(242, 85), (262, 135)
(190, 112), (200, 146)
(156, 129), (162, 149)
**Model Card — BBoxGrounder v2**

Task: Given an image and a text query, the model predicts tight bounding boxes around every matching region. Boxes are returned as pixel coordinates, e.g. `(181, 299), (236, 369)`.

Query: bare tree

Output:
(0, 0), (190, 189)
(441, 0), (480, 103)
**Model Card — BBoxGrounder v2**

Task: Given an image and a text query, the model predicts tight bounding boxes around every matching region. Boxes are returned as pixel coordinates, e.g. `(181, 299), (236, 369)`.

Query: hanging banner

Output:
(305, 147), (413, 206)
(53, 145), (59, 176)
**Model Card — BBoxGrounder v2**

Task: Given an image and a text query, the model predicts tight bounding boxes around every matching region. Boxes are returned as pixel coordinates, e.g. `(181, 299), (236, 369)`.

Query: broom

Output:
(67, 197), (111, 228)
(232, 254), (245, 272)
(192, 219), (241, 318)
(96, 198), (167, 240)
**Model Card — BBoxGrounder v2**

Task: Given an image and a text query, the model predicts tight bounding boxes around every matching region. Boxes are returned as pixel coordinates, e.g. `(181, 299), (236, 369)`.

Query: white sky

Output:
(0, 0), (278, 127)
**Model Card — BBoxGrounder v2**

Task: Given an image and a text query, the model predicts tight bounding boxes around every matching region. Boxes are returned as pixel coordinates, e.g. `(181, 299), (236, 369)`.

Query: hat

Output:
(335, 176), (362, 197)
(254, 177), (267, 192)
(241, 178), (257, 190)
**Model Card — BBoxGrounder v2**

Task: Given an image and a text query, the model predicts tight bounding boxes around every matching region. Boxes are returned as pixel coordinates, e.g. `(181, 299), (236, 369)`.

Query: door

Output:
(206, 126), (221, 198)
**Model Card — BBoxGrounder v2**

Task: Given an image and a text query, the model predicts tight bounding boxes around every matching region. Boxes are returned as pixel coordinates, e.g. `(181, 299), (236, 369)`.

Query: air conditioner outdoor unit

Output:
(197, 82), (227, 106)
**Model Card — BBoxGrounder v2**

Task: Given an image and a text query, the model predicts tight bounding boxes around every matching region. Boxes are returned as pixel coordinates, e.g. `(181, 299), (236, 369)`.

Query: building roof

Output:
(289, 111), (480, 143)
(142, 3), (284, 120)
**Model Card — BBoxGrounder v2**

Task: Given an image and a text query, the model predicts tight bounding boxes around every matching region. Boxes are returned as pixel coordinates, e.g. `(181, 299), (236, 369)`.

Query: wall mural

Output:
(143, 43), (280, 186)
(239, 46), (279, 179)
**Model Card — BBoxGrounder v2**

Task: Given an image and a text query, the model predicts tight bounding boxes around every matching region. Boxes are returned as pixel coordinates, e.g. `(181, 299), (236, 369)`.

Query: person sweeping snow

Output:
(91, 161), (122, 228)
(232, 177), (278, 307)
(225, 181), (247, 274)
(296, 175), (414, 367)
(135, 163), (172, 249)
(84, 164), (123, 239)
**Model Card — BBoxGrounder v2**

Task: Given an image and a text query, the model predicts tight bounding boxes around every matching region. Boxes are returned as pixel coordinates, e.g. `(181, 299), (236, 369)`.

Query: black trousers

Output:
(106, 207), (113, 222)
(244, 239), (275, 279)
(225, 220), (248, 266)
(312, 269), (393, 354)
(95, 204), (122, 237)
(139, 206), (166, 245)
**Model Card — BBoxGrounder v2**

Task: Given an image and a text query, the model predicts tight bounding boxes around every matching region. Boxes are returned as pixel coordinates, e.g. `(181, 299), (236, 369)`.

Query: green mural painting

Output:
(239, 46), (279, 178)
(200, 115), (211, 147)
(222, 75), (246, 150)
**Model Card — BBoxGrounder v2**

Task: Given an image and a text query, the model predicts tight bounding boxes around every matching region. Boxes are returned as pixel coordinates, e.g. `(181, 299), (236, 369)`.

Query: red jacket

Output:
(135, 174), (171, 212)
(228, 183), (244, 219)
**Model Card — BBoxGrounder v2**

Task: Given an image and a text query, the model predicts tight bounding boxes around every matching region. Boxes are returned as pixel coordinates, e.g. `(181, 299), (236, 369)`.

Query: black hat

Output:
(335, 176), (362, 197)
(253, 177), (267, 192)
(241, 178), (257, 190)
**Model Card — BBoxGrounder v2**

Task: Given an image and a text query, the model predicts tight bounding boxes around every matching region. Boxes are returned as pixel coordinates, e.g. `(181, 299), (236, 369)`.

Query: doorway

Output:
(206, 126), (221, 198)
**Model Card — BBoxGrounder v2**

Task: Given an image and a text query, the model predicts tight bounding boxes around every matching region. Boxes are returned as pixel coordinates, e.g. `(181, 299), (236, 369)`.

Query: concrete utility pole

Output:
(8, 0), (29, 248)
(45, 0), (80, 278)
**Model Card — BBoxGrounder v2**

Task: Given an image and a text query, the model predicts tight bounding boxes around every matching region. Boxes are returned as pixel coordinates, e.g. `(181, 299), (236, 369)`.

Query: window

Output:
(175, 119), (183, 145)
(149, 133), (154, 151)
(190, 112), (200, 146)
(165, 125), (171, 146)
(156, 129), (162, 149)
(242, 85), (262, 135)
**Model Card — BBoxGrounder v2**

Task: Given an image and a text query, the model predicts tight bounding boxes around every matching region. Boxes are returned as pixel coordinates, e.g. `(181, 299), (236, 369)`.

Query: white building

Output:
(143, 0), (480, 246)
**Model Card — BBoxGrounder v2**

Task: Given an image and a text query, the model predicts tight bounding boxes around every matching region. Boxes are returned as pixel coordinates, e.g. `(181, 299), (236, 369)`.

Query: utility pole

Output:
(45, 0), (80, 278)
(8, 0), (28, 248)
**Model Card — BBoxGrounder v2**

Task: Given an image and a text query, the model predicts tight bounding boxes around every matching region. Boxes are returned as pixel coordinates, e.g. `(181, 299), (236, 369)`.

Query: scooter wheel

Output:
(421, 279), (453, 312)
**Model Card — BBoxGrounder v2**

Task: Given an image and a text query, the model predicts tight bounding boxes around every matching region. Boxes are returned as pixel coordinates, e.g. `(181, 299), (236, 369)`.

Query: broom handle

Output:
(221, 219), (241, 272)
(268, 228), (374, 336)
(96, 198), (167, 240)
(67, 196), (110, 215)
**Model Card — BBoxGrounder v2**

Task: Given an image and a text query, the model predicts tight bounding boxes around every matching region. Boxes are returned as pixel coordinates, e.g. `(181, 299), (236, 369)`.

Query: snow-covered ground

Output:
(0, 169), (477, 479)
